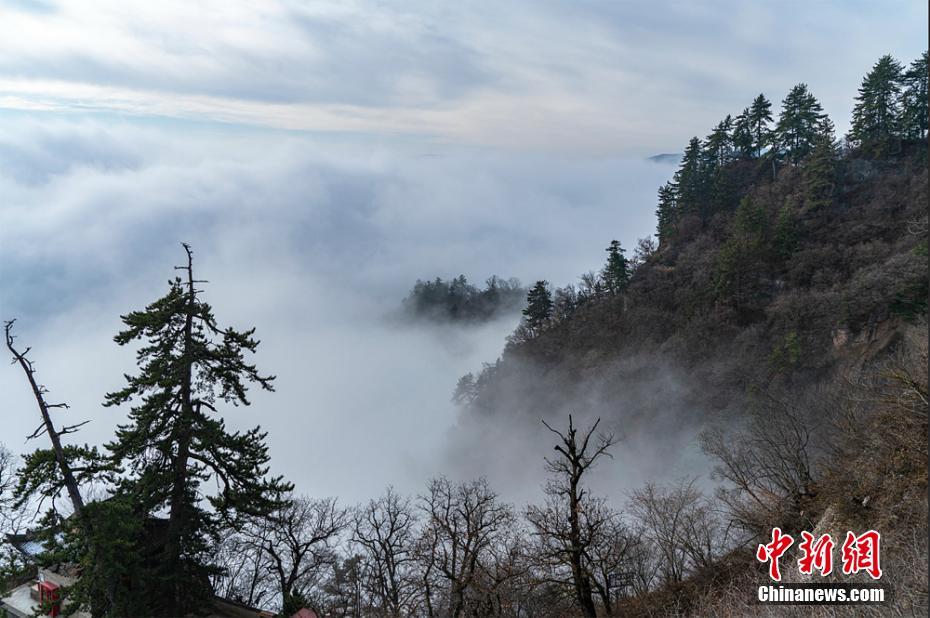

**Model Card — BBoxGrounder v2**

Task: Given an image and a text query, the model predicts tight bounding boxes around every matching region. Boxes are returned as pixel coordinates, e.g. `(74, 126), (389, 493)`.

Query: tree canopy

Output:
(104, 244), (292, 615)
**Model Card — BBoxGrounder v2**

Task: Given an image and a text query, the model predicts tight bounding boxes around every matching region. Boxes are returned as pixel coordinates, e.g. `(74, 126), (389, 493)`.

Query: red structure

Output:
(37, 581), (60, 617)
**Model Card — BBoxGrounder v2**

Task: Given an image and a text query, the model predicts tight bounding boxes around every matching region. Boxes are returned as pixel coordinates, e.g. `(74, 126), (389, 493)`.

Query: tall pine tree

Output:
(900, 51), (929, 141)
(674, 137), (707, 220)
(747, 94), (774, 157)
(522, 281), (553, 333)
(703, 116), (738, 208)
(732, 108), (754, 159)
(601, 240), (629, 295)
(655, 181), (678, 244)
(803, 119), (838, 210)
(104, 244), (292, 615)
(774, 84), (827, 163)
(849, 54), (905, 155)
(703, 115), (734, 169)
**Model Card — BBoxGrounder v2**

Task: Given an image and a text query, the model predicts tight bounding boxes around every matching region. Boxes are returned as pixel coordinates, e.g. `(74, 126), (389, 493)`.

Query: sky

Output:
(0, 0), (926, 506)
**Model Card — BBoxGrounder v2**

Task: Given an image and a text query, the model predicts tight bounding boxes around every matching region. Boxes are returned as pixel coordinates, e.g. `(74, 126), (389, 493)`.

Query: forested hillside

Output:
(401, 275), (525, 323)
(451, 52), (928, 615)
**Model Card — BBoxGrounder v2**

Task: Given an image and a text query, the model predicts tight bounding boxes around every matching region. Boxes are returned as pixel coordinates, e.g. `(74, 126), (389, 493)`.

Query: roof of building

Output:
(5, 532), (46, 562)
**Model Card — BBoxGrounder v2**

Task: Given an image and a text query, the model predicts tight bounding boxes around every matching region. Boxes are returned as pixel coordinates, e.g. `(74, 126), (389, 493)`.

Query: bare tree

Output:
(0, 445), (28, 536)
(353, 487), (419, 616)
(583, 503), (638, 614)
(474, 523), (531, 617)
(413, 517), (440, 618)
(630, 236), (658, 272)
(315, 553), (364, 617)
(530, 414), (616, 618)
(527, 495), (633, 616)
(210, 527), (276, 609)
(701, 391), (820, 533)
(628, 482), (689, 586)
(4, 320), (93, 518)
(245, 494), (349, 612)
(626, 531), (661, 597)
(628, 478), (726, 587)
(417, 477), (517, 618)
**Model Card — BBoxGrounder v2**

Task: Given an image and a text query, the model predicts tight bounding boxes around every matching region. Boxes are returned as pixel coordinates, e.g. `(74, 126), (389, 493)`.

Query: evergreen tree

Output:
(747, 94), (774, 157)
(522, 281), (553, 333)
(704, 116), (739, 208)
(716, 196), (769, 311)
(849, 54), (905, 154)
(703, 116), (734, 169)
(655, 181), (678, 243)
(27, 498), (150, 616)
(452, 373), (477, 406)
(803, 119), (838, 210)
(774, 84), (827, 163)
(103, 244), (292, 615)
(674, 137), (706, 219)
(732, 108), (754, 159)
(601, 240), (629, 294)
(900, 51), (929, 141)
(773, 200), (799, 261)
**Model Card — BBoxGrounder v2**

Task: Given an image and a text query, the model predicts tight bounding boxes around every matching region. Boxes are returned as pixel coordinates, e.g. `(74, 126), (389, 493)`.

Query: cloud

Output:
(0, 0), (925, 507)
(0, 118), (674, 503)
(0, 1), (925, 152)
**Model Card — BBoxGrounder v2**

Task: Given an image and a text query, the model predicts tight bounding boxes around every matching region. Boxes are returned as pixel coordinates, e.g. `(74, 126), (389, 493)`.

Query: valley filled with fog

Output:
(0, 119), (681, 504)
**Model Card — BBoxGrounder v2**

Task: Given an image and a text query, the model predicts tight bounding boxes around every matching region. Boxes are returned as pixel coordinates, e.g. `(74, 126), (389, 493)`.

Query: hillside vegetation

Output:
(401, 275), (525, 323)
(455, 52), (929, 616)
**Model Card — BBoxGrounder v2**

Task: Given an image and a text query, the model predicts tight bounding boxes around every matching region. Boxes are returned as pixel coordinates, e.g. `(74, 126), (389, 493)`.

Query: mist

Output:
(2, 0), (925, 509)
(0, 117), (683, 505)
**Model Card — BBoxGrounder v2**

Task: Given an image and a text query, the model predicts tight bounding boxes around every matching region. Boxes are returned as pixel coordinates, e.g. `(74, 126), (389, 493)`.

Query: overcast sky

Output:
(0, 0), (926, 505)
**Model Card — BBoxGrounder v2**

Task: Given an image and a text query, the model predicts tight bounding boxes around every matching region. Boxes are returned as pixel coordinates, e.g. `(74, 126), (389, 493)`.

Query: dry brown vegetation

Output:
(453, 144), (928, 616)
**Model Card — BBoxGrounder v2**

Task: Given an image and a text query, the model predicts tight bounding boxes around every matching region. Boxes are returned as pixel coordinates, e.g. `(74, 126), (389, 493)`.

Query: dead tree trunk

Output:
(540, 415), (616, 618)
(4, 320), (116, 610)
(4, 320), (87, 518)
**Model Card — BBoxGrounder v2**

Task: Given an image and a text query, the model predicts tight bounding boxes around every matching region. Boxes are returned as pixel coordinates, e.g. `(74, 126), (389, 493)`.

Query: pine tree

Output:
(773, 200), (799, 261)
(704, 116), (734, 170)
(103, 244), (292, 615)
(655, 181), (678, 243)
(900, 51), (929, 141)
(803, 119), (838, 210)
(601, 240), (629, 294)
(849, 54), (905, 154)
(674, 137), (706, 219)
(732, 108), (754, 159)
(747, 94), (774, 157)
(774, 84), (827, 163)
(704, 116), (739, 208)
(522, 281), (553, 333)
(716, 196), (769, 311)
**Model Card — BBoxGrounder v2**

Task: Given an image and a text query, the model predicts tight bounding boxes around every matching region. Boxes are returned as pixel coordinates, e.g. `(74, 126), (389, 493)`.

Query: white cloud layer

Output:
(0, 118), (676, 502)
(0, 0), (926, 505)
(0, 0), (926, 152)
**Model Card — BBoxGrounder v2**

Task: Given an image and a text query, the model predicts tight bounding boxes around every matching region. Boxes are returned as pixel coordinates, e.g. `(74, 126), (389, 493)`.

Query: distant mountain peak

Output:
(647, 153), (681, 164)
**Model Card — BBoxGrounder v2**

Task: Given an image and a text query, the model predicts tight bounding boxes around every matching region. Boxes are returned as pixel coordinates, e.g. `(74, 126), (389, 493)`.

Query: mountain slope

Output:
(455, 144), (928, 615)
